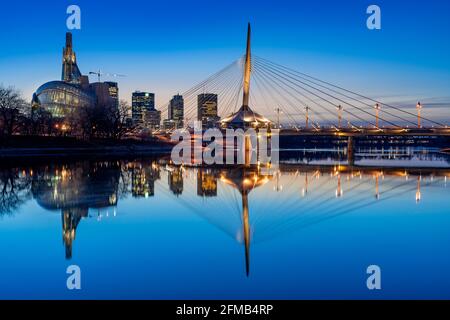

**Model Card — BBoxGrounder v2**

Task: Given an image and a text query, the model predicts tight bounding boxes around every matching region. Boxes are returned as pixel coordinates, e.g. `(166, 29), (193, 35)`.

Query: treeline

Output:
(0, 85), (135, 141)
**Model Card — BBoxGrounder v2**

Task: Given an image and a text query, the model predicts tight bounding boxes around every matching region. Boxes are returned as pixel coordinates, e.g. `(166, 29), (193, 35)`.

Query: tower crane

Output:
(89, 70), (126, 82)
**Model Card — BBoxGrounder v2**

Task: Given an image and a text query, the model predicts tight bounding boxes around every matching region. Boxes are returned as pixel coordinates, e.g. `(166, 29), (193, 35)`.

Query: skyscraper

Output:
(168, 94), (184, 129)
(144, 109), (161, 131)
(104, 81), (119, 109)
(132, 91), (155, 127)
(198, 93), (219, 129)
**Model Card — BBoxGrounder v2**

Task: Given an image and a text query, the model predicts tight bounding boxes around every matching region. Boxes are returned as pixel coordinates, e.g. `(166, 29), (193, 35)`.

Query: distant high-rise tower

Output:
(198, 93), (219, 129)
(168, 94), (184, 128)
(132, 91), (155, 125)
(104, 81), (119, 108)
(61, 32), (82, 84)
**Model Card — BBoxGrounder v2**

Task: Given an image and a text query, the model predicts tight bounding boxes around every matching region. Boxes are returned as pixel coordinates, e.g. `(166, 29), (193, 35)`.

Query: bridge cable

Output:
(255, 55), (446, 128)
(254, 59), (397, 128)
(254, 56), (418, 127)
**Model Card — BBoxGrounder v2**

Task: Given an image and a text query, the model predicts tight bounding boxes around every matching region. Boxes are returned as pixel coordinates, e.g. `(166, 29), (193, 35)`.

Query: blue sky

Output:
(0, 0), (449, 112)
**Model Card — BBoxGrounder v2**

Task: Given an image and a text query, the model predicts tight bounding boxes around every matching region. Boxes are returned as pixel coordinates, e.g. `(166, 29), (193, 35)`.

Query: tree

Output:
(77, 99), (134, 140)
(0, 85), (29, 137)
(0, 168), (32, 216)
(110, 100), (135, 140)
(31, 108), (55, 136)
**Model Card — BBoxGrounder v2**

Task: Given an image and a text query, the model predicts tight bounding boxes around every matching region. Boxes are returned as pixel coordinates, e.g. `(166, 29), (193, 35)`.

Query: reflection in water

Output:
(169, 167), (183, 196)
(197, 170), (218, 197)
(220, 167), (272, 276)
(30, 162), (121, 258)
(416, 176), (421, 203)
(130, 161), (160, 198)
(0, 168), (32, 215)
(0, 148), (450, 276)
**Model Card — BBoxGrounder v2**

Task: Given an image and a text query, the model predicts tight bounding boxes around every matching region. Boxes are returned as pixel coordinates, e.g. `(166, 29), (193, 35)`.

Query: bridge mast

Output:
(242, 23), (252, 108)
(242, 191), (250, 276)
(220, 23), (271, 130)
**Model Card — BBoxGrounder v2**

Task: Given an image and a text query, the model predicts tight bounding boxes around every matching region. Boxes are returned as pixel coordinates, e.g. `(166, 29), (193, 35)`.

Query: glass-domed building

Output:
(32, 80), (96, 118)
(32, 33), (118, 120)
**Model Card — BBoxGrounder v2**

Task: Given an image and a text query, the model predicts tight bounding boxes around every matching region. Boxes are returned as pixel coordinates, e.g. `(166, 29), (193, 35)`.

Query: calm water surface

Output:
(1, 148), (450, 299)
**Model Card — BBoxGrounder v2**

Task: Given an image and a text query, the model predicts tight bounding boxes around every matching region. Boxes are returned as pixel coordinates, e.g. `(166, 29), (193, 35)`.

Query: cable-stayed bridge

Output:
(158, 24), (450, 138)
(154, 24), (450, 276)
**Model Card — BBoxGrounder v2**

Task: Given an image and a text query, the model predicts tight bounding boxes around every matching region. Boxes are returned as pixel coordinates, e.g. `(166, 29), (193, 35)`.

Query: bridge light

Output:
(336, 105), (343, 128)
(416, 102), (422, 128)
(374, 103), (381, 128)
(416, 176), (421, 203)
(304, 106), (310, 129)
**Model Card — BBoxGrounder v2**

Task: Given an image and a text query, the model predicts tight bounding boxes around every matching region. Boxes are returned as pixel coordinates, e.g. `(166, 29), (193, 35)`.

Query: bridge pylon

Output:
(220, 24), (271, 130)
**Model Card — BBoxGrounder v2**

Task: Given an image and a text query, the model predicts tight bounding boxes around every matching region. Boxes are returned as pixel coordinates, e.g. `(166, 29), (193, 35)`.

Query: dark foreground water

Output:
(1, 148), (450, 299)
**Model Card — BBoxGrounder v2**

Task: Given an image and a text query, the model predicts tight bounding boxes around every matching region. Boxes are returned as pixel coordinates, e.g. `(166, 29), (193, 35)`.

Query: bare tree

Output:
(77, 99), (134, 140)
(0, 168), (32, 216)
(31, 108), (55, 136)
(110, 100), (135, 140)
(0, 85), (29, 137)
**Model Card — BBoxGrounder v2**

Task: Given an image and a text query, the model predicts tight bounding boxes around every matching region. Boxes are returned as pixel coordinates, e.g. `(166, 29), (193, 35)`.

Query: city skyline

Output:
(1, 0), (450, 303)
(0, 0), (449, 119)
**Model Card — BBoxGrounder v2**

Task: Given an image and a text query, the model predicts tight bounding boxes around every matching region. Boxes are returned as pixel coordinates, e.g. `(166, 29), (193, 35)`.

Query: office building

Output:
(132, 91), (155, 127)
(168, 94), (184, 129)
(198, 93), (219, 129)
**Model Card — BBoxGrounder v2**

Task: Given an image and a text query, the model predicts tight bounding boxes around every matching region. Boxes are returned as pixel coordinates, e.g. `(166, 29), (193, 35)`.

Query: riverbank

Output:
(0, 135), (174, 158)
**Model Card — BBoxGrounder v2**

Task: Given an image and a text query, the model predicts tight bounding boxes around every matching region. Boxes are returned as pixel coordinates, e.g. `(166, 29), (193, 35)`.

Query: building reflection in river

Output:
(197, 169), (218, 197)
(168, 167), (184, 196)
(129, 161), (160, 198)
(31, 162), (120, 259)
(1, 148), (449, 270)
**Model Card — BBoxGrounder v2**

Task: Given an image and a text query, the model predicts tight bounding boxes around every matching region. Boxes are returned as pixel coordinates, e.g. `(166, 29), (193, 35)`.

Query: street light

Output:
(304, 106), (310, 129)
(374, 103), (381, 128)
(275, 107), (282, 130)
(416, 102), (422, 128)
(336, 105), (343, 128)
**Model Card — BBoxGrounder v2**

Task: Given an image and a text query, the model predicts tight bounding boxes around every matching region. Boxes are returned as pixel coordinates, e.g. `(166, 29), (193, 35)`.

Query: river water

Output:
(0, 148), (449, 299)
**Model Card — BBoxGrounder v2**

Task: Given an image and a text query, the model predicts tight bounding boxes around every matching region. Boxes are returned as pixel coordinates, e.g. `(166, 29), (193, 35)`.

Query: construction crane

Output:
(89, 70), (126, 82)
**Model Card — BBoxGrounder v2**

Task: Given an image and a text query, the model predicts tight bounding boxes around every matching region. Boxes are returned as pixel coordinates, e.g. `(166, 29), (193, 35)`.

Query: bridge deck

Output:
(280, 127), (450, 137)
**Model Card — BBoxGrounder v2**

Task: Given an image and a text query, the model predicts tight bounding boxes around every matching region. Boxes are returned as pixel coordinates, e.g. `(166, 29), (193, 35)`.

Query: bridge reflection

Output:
(0, 150), (449, 274)
(220, 166), (272, 276)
